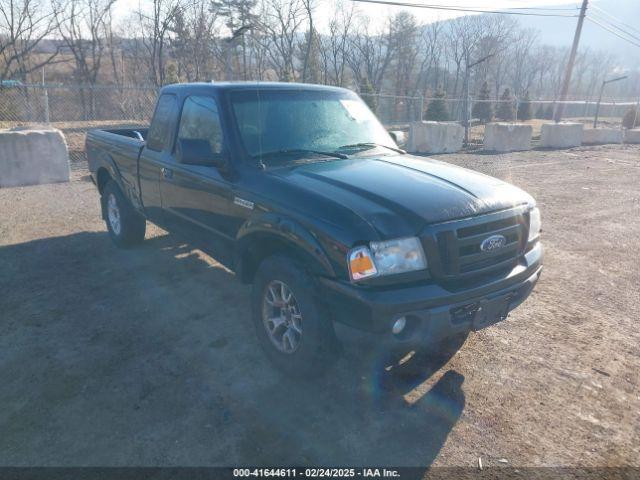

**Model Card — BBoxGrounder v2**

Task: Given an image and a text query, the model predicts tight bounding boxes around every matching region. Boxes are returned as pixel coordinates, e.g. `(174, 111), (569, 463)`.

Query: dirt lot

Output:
(0, 144), (639, 469)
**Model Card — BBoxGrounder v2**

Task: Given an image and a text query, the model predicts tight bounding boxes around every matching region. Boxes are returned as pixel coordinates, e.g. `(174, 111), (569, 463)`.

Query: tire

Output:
(102, 180), (146, 248)
(251, 254), (337, 378)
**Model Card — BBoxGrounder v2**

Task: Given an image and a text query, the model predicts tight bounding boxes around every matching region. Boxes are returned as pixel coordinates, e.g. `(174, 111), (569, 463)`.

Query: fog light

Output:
(392, 316), (407, 334)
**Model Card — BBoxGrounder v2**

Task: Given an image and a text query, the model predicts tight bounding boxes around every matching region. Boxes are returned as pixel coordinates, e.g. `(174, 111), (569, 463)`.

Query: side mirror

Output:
(389, 131), (399, 144)
(177, 138), (225, 169)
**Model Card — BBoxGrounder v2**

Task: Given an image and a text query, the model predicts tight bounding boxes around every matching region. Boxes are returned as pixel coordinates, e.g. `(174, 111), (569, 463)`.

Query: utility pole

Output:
(554, 0), (588, 122)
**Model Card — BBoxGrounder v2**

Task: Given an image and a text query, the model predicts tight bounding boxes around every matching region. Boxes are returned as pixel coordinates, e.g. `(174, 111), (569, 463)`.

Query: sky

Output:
(113, 0), (640, 63)
(114, 0), (583, 34)
(328, 0), (582, 31)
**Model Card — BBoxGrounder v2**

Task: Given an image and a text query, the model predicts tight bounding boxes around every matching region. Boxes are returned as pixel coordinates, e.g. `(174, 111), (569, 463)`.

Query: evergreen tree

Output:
(359, 78), (378, 112)
(496, 87), (515, 121)
(281, 69), (294, 83)
(424, 89), (449, 121)
(543, 105), (555, 120)
(164, 64), (180, 85)
(472, 81), (493, 123)
(622, 106), (639, 129)
(517, 90), (532, 121)
(211, 0), (258, 80)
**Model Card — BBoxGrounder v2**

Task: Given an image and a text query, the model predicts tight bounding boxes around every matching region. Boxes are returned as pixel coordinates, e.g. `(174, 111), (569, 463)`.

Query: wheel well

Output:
(239, 235), (318, 284)
(96, 167), (112, 195)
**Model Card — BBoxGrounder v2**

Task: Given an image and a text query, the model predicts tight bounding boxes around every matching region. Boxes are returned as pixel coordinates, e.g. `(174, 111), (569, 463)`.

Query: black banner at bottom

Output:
(0, 468), (638, 480)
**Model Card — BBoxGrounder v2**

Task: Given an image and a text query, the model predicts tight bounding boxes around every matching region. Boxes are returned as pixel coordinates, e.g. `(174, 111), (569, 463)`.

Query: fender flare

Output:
(94, 151), (125, 194)
(235, 212), (337, 281)
(93, 151), (145, 212)
(93, 152), (137, 219)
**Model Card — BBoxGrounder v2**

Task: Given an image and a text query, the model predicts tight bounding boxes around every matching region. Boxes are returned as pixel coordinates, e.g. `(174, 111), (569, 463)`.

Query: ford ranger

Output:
(86, 82), (543, 376)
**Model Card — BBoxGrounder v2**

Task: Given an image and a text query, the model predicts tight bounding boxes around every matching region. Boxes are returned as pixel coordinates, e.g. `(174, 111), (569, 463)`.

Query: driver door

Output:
(159, 95), (235, 266)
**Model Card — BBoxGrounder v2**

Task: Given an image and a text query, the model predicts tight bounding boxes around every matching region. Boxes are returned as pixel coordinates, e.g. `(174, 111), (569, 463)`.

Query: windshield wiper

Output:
(253, 149), (348, 164)
(337, 142), (406, 154)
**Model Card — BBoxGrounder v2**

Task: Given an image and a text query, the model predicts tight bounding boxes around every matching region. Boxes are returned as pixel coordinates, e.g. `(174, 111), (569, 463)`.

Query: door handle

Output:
(161, 167), (173, 179)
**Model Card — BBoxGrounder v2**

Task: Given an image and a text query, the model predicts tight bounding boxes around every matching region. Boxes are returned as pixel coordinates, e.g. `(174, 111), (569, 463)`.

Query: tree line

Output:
(1, 0), (638, 108)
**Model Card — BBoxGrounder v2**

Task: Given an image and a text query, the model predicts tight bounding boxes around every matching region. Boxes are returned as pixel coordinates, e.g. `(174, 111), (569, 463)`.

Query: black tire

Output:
(102, 180), (146, 248)
(251, 254), (337, 378)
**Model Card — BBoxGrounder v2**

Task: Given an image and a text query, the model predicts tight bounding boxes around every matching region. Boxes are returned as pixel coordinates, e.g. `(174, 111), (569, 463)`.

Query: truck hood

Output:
(268, 155), (534, 238)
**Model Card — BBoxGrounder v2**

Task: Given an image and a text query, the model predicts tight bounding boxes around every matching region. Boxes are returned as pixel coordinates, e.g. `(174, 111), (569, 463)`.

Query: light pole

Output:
(593, 75), (627, 128)
(225, 25), (252, 81)
(463, 54), (494, 146)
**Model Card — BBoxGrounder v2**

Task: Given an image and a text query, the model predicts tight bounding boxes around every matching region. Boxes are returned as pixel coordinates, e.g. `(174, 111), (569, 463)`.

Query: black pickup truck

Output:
(87, 82), (543, 375)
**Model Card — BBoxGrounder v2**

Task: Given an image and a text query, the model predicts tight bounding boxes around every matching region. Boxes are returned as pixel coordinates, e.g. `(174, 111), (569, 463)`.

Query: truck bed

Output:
(100, 128), (149, 141)
(85, 128), (149, 203)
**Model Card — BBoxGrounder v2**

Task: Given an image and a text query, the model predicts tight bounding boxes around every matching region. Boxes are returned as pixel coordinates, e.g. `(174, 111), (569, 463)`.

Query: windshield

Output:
(229, 89), (396, 162)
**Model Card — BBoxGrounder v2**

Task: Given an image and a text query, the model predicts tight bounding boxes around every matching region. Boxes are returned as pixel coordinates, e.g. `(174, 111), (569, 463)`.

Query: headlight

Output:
(528, 207), (541, 242)
(348, 236), (427, 281)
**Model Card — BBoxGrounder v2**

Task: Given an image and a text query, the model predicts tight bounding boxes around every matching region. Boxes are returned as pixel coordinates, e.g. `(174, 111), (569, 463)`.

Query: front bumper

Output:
(319, 242), (543, 344)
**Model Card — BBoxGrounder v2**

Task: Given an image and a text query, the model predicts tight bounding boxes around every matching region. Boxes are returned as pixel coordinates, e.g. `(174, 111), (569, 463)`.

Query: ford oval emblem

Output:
(480, 234), (507, 252)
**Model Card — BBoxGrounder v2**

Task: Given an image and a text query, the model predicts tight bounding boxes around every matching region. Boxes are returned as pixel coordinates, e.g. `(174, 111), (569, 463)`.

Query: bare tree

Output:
(257, 0), (306, 81)
(245, 28), (270, 80)
(389, 12), (419, 94)
(318, 0), (353, 86)
(0, 0), (59, 80)
(3, 0), (637, 111)
(346, 15), (396, 93)
(443, 16), (478, 99)
(171, 0), (219, 81)
(52, 0), (117, 85)
(413, 19), (443, 94)
(505, 27), (539, 97)
(299, 0), (315, 82)
(135, 0), (181, 86)
(52, 0), (117, 118)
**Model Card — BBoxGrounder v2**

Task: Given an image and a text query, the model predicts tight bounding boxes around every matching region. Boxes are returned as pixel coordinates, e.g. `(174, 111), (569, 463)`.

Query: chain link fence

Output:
(1, 84), (636, 127)
(0, 84), (157, 125)
(360, 93), (637, 127)
(1, 84), (637, 154)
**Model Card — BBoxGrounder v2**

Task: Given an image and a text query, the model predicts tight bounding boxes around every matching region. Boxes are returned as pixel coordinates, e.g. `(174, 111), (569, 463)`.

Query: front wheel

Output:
(251, 254), (337, 377)
(102, 180), (146, 248)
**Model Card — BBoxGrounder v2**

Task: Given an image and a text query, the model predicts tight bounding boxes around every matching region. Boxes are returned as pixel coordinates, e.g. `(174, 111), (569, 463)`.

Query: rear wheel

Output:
(251, 254), (337, 377)
(102, 180), (146, 248)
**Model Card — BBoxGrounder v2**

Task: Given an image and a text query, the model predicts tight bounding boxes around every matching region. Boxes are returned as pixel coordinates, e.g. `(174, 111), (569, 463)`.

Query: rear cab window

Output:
(147, 94), (178, 152)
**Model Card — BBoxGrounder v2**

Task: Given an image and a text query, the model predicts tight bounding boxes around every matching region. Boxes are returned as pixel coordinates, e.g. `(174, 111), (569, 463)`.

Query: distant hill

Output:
(515, 0), (640, 67)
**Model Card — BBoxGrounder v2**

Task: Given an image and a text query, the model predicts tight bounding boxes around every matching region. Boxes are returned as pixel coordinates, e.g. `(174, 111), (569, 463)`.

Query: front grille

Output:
(422, 208), (527, 281)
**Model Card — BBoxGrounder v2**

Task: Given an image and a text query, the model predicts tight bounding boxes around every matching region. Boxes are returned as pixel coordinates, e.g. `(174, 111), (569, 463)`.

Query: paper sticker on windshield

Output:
(340, 99), (370, 123)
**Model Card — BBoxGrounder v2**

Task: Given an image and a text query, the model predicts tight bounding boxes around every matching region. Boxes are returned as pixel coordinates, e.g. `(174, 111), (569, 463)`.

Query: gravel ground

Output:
(0, 144), (638, 469)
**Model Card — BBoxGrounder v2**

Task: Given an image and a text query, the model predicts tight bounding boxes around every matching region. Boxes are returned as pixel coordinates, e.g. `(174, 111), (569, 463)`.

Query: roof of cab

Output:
(159, 81), (352, 95)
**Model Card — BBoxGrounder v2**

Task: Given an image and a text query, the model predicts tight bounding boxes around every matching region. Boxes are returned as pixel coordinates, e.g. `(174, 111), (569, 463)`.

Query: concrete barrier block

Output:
(0, 128), (70, 188)
(624, 129), (640, 144)
(582, 128), (623, 145)
(483, 122), (532, 152)
(407, 121), (463, 154)
(540, 122), (583, 148)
